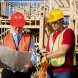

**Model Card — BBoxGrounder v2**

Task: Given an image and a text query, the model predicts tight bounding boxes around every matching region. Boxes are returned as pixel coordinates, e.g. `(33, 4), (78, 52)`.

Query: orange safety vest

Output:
(3, 33), (30, 52)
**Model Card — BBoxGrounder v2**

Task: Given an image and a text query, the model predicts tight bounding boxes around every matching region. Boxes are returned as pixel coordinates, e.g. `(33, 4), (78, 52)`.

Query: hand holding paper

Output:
(0, 45), (33, 72)
(24, 61), (33, 68)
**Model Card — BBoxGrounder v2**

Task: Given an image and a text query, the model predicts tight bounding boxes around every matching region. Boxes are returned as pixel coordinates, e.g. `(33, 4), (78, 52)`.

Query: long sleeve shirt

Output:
(12, 32), (36, 65)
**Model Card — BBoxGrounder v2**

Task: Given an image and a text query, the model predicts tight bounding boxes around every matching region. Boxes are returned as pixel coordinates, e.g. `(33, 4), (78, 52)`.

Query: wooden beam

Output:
(54, 0), (62, 7)
(66, 0), (70, 5)
(59, 0), (64, 7)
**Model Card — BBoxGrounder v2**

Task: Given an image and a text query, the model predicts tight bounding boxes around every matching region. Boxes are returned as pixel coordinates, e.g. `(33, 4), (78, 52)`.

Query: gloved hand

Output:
(41, 56), (47, 64)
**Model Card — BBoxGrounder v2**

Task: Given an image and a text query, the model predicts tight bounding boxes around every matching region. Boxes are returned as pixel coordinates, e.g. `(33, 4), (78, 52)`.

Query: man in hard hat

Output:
(1, 12), (36, 78)
(42, 9), (75, 78)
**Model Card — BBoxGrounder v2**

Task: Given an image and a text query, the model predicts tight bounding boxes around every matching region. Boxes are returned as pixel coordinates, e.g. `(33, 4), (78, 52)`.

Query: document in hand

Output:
(0, 45), (33, 72)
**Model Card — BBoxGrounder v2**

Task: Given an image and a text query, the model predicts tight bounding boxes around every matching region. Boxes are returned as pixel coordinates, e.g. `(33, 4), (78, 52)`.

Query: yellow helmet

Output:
(47, 9), (64, 23)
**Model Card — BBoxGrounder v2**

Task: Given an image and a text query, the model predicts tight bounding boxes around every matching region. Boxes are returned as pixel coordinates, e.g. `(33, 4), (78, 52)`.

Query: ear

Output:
(60, 19), (64, 24)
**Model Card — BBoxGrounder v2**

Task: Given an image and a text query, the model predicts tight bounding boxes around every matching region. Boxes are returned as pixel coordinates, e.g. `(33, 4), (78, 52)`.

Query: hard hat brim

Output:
(47, 16), (64, 23)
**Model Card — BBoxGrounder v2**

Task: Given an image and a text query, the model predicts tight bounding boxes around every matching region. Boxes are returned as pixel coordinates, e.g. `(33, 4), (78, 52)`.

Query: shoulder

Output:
(62, 28), (75, 45)
(23, 33), (30, 36)
(65, 28), (74, 33)
(22, 33), (31, 41)
(64, 28), (75, 36)
(23, 33), (30, 37)
(4, 33), (12, 39)
(50, 32), (54, 38)
(3, 34), (12, 44)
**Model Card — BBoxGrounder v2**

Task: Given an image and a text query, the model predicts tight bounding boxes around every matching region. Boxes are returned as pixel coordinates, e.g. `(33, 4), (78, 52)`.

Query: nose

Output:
(16, 27), (19, 29)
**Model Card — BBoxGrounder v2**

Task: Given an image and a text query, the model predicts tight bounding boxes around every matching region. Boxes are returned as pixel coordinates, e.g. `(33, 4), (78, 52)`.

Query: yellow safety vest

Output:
(73, 50), (77, 66)
(49, 28), (67, 66)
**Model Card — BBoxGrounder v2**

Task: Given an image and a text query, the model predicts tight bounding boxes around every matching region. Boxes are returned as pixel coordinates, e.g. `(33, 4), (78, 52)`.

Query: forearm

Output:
(46, 45), (71, 59)
(46, 48), (64, 59)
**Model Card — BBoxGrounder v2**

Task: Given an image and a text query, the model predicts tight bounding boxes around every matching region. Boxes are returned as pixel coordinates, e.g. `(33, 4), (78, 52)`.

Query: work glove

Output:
(41, 56), (47, 64)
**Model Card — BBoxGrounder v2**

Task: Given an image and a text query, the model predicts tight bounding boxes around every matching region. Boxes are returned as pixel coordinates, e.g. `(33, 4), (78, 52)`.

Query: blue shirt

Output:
(12, 32), (36, 65)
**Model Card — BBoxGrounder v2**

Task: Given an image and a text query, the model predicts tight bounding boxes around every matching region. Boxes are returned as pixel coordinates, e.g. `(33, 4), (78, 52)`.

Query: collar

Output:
(12, 32), (23, 38)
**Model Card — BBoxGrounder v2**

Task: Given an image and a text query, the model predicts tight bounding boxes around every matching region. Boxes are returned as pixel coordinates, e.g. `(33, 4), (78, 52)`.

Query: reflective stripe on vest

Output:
(3, 33), (30, 52)
(49, 28), (68, 66)
(73, 50), (77, 65)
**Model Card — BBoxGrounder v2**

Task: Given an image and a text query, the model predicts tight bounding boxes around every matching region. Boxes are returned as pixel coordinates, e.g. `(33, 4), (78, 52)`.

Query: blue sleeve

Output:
(29, 39), (37, 65)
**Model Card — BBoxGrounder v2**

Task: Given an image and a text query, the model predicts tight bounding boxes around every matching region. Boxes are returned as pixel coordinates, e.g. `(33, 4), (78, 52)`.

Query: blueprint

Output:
(0, 45), (32, 72)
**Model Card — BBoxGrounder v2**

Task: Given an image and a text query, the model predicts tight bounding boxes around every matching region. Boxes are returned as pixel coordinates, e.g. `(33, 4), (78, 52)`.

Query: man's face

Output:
(50, 20), (62, 31)
(12, 26), (23, 34)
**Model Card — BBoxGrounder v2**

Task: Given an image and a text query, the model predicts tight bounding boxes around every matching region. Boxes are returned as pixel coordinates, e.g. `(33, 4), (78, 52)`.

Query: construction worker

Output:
(1, 12), (36, 78)
(42, 9), (75, 78)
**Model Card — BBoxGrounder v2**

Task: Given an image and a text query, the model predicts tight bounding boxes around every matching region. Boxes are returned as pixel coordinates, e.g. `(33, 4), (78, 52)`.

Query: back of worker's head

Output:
(10, 12), (25, 27)
(47, 9), (64, 23)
